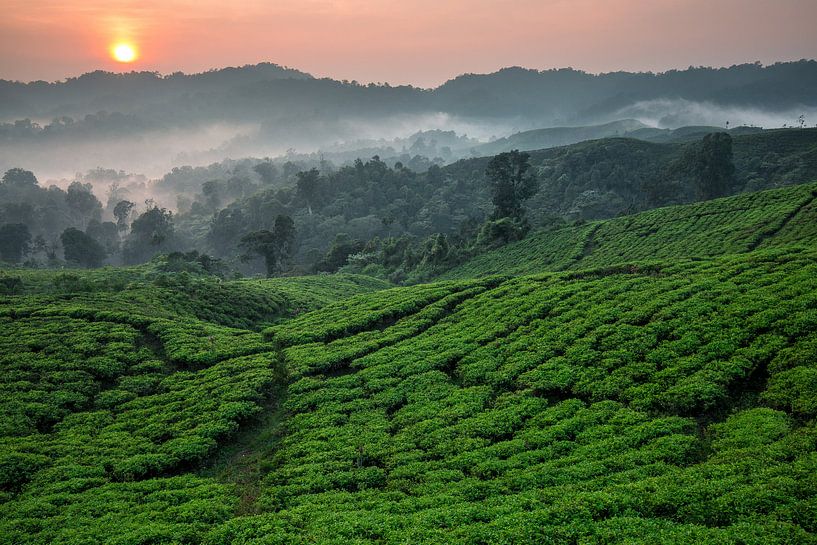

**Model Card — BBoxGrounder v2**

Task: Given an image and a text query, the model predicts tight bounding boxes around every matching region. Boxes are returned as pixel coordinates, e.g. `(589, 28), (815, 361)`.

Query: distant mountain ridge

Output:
(2, 60), (816, 178)
(2, 60), (816, 123)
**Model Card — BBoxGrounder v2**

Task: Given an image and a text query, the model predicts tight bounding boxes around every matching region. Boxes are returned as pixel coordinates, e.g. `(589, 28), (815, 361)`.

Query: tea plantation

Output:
(442, 181), (817, 279)
(3, 183), (817, 543)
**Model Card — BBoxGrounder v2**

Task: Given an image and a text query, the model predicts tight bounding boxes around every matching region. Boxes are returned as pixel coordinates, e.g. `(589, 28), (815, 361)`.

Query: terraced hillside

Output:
(220, 247), (817, 544)
(0, 272), (388, 543)
(3, 185), (817, 543)
(442, 181), (817, 279)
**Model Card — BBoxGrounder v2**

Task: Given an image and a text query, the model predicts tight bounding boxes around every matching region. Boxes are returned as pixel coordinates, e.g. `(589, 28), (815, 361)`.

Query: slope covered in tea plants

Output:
(442, 181), (817, 279)
(0, 271), (388, 544)
(4, 186), (817, 543)
(205, 247), (817, 544)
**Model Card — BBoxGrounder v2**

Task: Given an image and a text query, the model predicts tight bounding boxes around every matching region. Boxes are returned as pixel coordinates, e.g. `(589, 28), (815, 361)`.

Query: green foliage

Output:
(0, 267), (388, 543)
(443, 181), (817, 279)
(4, 179), (817, 543)
(122, 205), (176, 265)
(0, 223), (31, 263)
(60, 227), (107, 268)
(240, 216), (297, 277)
(219, 248), (817, 543)
(485, 149), (538, 220)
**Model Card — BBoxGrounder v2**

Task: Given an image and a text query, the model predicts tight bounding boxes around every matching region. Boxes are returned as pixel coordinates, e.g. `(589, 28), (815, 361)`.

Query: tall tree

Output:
(240, 215), (296, 277)
(253, 161), (278, 185)
(86, 219), (120, 255)
(60, 228), (106, 268)
(201, 180), (222, 212)
(0, 223), (32, 262)
(295, 168), (322, 215)
(485, 150), (538, 220)
(113, 200), (134, 232)
(66, 181), (103, 226)
(122, 205), (175, 264)
(693, 133), (736, 201)
(1, 168), (38, 190)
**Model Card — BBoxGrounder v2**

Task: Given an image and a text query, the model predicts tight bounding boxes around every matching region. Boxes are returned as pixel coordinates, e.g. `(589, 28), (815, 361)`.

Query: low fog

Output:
(609, 99), (816, 130)
(3, 101), (812, 214)
(2, 61), (816, 211)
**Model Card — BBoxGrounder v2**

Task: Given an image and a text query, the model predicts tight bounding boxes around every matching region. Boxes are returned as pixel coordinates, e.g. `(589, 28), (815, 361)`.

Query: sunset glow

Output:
(0, 0), (816, 85)
(111, 43), (137, 63)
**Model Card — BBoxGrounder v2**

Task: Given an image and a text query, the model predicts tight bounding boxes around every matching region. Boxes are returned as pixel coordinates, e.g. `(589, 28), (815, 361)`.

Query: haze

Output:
(2, 0), (816, 86)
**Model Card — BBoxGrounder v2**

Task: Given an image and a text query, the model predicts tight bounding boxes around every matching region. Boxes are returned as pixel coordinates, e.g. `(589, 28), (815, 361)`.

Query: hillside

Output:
(469, 121), (770, 156)
(3, 183), (817, 543)
(442, 181), (817, 279)
(471, 119), (648, 155)
(441, 128), (817, 225)
(162, 127), (817, 276)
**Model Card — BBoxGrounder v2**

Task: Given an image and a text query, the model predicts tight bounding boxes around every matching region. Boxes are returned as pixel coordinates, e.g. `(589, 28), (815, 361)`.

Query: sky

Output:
(1, 0), (816, 87)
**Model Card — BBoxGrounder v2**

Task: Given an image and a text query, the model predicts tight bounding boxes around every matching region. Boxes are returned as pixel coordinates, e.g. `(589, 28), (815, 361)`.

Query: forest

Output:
(2, 127), (816, 283)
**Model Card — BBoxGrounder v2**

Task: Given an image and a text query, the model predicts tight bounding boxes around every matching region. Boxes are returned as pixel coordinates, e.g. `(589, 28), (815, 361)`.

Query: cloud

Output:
(611, 98), (817, 129)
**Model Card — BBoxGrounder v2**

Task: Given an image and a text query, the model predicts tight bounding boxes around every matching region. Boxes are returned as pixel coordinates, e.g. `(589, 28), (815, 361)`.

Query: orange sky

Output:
(1, 0), (816, 86)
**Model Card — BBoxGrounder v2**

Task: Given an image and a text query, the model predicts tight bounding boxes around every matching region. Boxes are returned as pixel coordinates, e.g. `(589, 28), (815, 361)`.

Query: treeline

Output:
(0, 168), (184, 269)
(3, 61), (816, 127)
(3, 128), (815, 278)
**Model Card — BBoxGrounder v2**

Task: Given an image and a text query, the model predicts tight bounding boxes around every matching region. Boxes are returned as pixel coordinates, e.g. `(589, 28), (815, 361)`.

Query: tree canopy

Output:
(485, 150), (538, 220)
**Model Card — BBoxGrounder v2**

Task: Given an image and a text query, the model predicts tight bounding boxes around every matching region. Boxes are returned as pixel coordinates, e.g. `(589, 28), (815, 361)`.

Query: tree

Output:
(1, 168), (38, 190)
(122, 205), (175, 264)
(240, 215), (296, 277)
(208, 208), (250, 256)
(295, 168), (322, 215)
(0, 223), (32, 262)
(316, 233), (364, 272)
(66, 181), (103, 225)
(60, 228), (106, 268)
(113, 200), (134, 232)
(693, 133), (736, 201)
(201, 180), (222, 212)
(485, 150), (538, 219)
(253, 161), (278, 185)
(86, 219), (120, 255)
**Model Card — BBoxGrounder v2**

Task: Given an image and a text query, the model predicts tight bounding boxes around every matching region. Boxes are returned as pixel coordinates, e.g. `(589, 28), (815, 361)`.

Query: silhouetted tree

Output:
(693, 133), (736, 200)
(66, 181), (102, 225)
(207, 209), (247, 257)
(60, 227), (106, 268)
(123, 205), (175, 264)
(0, 223), (32, 262)
(253, 162), (278, 185)
(240, 215), (296, 276)
(113, 200), (134, 232)
(296, 168), (322, 215)
(86, 219), (120, 255)
(1, 168), (38, 190)
(201, 180), (222, 212)
(485, 150), (538, 219)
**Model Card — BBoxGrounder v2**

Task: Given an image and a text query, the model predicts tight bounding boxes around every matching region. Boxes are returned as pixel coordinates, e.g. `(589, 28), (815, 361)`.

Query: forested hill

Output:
(1, 127), (815, 281)
(3, 61), (815, 123)
(4, 60), (815, 181)
(3, 178), (817, 542)
(191, 127), (817, 278)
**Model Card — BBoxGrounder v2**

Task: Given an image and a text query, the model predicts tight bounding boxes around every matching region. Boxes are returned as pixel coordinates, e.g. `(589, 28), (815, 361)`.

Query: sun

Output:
(111, 43), (137, 63)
